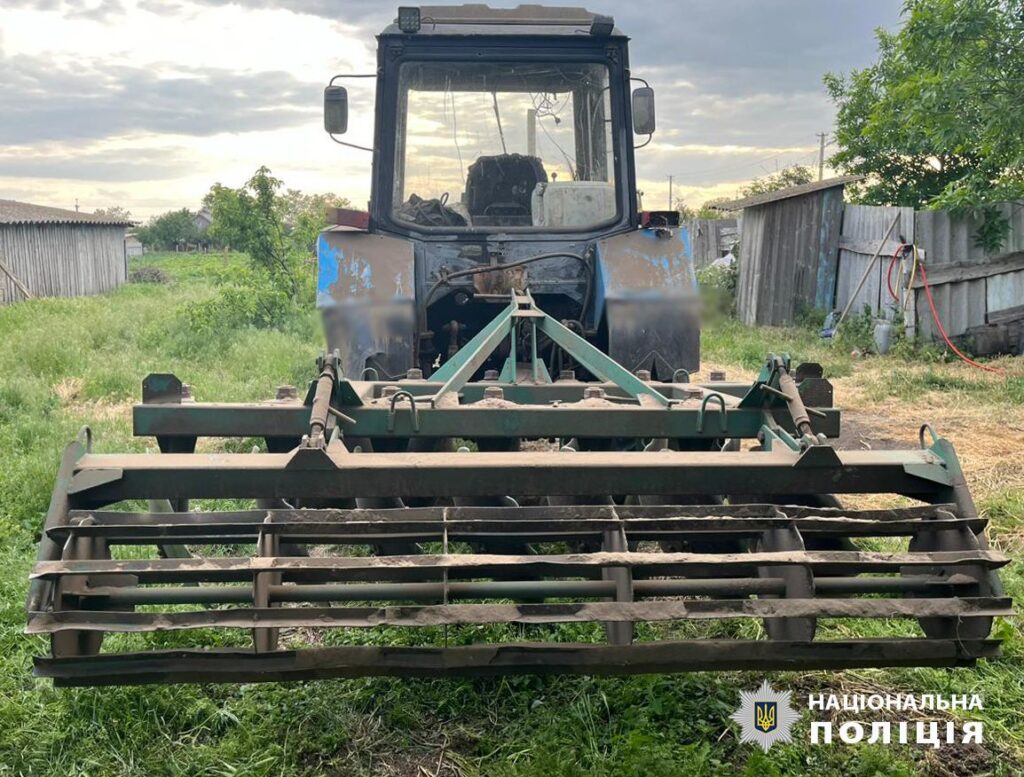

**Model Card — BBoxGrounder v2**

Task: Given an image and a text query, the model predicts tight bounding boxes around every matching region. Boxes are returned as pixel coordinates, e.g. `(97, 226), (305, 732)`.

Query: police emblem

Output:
(730, 680), (798, 752)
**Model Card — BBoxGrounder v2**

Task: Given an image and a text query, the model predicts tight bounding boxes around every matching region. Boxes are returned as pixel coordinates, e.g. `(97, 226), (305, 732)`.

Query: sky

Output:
(0, 0), (905, 221)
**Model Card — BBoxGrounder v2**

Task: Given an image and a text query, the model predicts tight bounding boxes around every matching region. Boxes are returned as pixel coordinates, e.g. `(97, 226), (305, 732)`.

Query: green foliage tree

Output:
(825, 0), (1024, 249)
(92, 205), (133, 221)
(277, 189), (352, 251)
(740, 165), (814, 197)
(186, 167), (348, 334)
(676, 199), (728, 220)
(135, 209), (199, 250)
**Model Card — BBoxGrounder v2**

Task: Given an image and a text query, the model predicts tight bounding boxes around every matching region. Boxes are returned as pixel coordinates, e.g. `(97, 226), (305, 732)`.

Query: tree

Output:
(676, 198), (728, 220)
(278, 189), (351, 252)
(203, 167), (349, 302)
(135, 209), (199, 249)
(92, 205), (133, 221)
(740, 165), (814, 197)
(825, 0), (1024, 249)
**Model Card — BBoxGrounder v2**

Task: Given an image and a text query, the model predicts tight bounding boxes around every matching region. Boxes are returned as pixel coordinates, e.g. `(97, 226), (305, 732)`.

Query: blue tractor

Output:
(319, 4), (699, 384)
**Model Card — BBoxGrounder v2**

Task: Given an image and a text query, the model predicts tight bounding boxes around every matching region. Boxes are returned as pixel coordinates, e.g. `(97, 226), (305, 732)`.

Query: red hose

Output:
(886, 244), (1002, 373)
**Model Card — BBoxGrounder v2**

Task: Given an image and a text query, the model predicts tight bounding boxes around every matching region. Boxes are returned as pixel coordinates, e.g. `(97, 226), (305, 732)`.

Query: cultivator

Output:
(27, 293), (1010, 686)
(24, 5), (1011, 685)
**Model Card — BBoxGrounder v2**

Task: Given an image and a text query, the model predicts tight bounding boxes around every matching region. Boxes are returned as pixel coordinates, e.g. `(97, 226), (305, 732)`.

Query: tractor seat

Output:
(464, 154), (547, 227)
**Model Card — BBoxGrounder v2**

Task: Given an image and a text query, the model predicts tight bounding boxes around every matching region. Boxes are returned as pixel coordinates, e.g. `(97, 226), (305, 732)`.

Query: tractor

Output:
(27, 5), (1009, 686)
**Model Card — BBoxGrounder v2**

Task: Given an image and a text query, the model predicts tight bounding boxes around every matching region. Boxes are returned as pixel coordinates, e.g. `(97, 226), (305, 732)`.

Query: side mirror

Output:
(632, 87), (655, 135)
(324, 85), (349, 134)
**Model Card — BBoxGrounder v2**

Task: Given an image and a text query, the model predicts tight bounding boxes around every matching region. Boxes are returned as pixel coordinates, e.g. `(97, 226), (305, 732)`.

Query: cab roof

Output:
(379, 4), (625, 38)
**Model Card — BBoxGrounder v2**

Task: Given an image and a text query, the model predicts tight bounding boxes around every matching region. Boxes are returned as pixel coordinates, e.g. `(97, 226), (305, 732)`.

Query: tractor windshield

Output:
(393, 61), (617, 231)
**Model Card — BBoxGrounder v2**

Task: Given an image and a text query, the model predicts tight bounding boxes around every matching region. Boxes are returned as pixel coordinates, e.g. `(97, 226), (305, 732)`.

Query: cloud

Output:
(175, 0), (390, 24)
(0, 54), (320, 144)
(172, 0), (902, 97)
(0, 143), (192, 181)
(0, 0), (905, 217)
(7, 0), (124, 21)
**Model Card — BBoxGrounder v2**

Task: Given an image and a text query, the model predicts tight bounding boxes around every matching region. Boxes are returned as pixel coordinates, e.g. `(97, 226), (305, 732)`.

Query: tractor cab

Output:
(327, 5), (651, 235)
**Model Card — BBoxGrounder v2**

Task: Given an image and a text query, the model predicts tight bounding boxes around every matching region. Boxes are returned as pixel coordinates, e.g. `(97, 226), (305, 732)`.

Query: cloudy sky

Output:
(1, 0), (903, 220)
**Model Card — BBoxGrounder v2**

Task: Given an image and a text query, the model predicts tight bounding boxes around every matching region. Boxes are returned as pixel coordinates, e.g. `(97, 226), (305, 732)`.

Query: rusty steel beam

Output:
(133, 401), (841, 440)
(34, 639), (1003, 686)
(49, 505), (986, 545)
(63, 447), (956, 504)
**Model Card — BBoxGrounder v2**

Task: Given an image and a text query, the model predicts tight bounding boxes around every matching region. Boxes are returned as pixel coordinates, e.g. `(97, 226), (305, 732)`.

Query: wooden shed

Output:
(0, 200), (130, 305)
(718, 176), (860, 326)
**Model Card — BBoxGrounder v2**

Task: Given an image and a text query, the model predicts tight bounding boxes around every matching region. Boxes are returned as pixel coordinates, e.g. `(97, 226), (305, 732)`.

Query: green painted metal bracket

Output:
(303, 351), (364, 408)
(696, 393), (728, 433)
(334, 380), (363, 406)
(429, 292), (670, 406)
(429, 299), (517, 400)
(535, 309), (671, 407)
(737, 354), (790, 410)
(902, 424), (956, 486)
(759, 424), (801, 452)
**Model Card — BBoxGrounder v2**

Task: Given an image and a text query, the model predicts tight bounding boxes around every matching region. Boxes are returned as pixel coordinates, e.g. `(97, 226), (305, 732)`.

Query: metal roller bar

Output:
(32, 548), (1009, 579)
(68, 502), (960, 524)
(27, 598), (1014, 634)
(49, 514), (988, 544)
(71, 573), (980, 607)
(78, 577), (791, 606)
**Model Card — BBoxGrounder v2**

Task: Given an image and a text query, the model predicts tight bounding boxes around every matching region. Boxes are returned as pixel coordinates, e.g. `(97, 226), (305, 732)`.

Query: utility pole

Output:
(816, 132), (828, 181)
(667, 175), (673, 211)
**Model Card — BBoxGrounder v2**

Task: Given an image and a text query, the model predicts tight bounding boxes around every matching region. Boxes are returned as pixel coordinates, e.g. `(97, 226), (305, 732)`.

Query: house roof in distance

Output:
(0, 199), (133, 227)
(712, 175), (864, 212)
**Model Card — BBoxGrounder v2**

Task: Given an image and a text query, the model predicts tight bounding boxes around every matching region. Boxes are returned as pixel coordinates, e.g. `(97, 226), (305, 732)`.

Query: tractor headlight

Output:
(397, 6), (421, 33)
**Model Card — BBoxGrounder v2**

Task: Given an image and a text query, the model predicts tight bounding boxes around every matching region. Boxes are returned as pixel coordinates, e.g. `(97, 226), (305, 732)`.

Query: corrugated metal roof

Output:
(0, 199), (133, 227)
(713, 175), (863, 212)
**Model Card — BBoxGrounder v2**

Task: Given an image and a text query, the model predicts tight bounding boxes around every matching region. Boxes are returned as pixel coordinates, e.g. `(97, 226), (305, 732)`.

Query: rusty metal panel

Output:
(596, 227), (699, 375)
(317, 227), (416, 378)
(316, 227), (414, 306)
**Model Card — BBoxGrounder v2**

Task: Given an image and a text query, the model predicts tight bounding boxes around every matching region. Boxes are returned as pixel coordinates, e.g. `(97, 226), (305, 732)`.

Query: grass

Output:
(0, 253), (1022, 775)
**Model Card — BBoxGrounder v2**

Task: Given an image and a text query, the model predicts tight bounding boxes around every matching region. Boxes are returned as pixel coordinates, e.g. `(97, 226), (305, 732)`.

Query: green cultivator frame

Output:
(28, 294), (1010, 685)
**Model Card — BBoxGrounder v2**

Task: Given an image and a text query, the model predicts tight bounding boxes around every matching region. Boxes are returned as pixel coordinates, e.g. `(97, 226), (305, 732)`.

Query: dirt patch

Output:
(836, 415), (909, 451)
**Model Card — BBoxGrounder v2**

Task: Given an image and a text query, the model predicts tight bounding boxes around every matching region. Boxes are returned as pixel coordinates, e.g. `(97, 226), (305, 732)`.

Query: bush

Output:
(833, 305), (876, 354)
(183, 263), (313, 336)
(128, 267), (170, 284)
(696, 261), (738, 319)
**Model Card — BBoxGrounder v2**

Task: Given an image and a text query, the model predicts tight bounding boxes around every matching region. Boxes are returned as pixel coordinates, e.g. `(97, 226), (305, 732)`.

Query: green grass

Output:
(700, 316), (855, 377)
(0, 253), (1021, 775)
